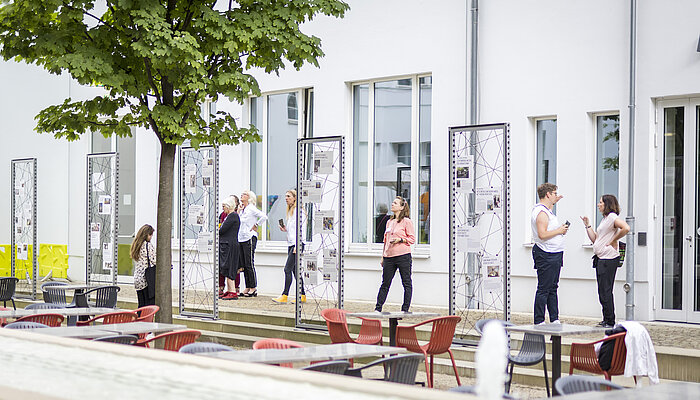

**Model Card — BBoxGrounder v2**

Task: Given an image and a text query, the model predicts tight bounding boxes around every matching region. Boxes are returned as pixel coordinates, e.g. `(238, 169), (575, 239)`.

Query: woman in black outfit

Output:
(219, 195), (241, 300)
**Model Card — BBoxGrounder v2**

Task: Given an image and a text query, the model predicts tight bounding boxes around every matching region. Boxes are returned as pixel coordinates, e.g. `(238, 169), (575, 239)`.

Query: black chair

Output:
(41, 282), (74, 307)
(4, 321), (49, 329)
(82, 285), (120, 308)
(345, 354), (424, 385)
(301, 360), (350, 375)
(25, 303), (67, 310)
(448, 385), (516, 399)
(475, 318), (549, 397)
(93, 335), (139, 345)
(179, 342), (234, 354)
(555, 375), (625, 395)
(0, 277), (19, 310)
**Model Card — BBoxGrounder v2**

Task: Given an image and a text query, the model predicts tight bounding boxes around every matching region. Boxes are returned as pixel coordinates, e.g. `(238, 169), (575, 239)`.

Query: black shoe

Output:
(243, 290), (257, 297)
(596, 321), (614, 328)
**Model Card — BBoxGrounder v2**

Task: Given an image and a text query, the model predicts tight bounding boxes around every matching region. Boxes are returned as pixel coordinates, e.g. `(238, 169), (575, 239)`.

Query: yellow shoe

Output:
(300, 295), (307, 303)
(272, 295), (288, 303)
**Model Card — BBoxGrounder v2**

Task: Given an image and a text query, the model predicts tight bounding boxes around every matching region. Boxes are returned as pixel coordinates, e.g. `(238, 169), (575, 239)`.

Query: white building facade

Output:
(2, 0), (700, 323)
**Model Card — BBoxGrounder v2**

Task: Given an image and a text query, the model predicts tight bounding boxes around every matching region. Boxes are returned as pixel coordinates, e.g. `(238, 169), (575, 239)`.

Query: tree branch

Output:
(143, 58), (162, 103)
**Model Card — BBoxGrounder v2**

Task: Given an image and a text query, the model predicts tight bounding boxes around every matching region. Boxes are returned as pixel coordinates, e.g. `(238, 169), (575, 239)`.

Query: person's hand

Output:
(390, 237), (402, 244)
(559, 224), (569, 235)
(380, 257), (384, 267)
(280, 226), (287, 232)
(292, 246), (296, 254)
(250, 224), (258, 232)
(580, 216), (590, 227)
(609, 240), (618, 250)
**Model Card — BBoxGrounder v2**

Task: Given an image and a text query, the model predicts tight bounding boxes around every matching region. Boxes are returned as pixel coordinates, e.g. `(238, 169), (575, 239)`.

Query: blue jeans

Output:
(532, 245), (563, 324)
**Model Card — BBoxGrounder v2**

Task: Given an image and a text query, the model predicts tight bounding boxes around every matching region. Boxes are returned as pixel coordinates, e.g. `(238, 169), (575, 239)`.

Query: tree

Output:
(0, 0), (348, 322)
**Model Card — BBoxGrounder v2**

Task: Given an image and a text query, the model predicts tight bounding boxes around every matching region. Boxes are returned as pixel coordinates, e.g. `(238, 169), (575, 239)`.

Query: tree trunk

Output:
(155, 140), (177, 323)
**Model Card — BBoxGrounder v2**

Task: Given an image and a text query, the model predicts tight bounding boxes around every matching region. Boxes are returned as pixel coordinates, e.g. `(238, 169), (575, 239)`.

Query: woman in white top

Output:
(238, 190), (267, 297)
(130, 224), (156, 307)
(581, 194), (630, 328)
(272, 190), (306, 304)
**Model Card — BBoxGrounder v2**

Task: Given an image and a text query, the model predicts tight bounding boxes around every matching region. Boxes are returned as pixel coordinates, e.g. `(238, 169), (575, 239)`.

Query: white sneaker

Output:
(536, 321), (546, 326)
(551, 320), (561, 324)
(372, 310), (382, 314)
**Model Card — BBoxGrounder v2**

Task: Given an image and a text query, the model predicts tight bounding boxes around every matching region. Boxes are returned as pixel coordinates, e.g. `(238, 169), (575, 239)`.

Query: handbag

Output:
(145, 242), (156, 299)
(617, 242), (626, 267)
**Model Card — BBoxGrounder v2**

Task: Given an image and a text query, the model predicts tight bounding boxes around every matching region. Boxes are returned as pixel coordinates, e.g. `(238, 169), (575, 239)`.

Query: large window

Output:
(536, 119), (557, 192)
(249, 89), (313, 243)
(595, 114), (620, 226)
(352, 75), (432, 246)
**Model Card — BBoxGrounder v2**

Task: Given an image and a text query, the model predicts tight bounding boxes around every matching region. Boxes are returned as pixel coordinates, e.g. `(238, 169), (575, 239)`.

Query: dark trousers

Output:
(596, 257), (619, 325)
(375, 253), (413, 312)
(282, 245), (305, 296)
(532, 245), (563, 324)
(240, 236), (258, 288)
(137, 288), (155, 308)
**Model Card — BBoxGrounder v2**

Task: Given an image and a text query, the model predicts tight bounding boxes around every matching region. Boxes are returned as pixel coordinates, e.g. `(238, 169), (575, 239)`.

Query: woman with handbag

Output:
(581, 195), (630, 328)
(130, 224), (156, 307)
(374, 196), (415, 313)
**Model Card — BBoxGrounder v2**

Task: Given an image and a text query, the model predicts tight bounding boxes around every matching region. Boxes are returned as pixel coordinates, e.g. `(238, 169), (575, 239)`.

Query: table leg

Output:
(552, 335), (561, 396)
(389, 318), (398, 346)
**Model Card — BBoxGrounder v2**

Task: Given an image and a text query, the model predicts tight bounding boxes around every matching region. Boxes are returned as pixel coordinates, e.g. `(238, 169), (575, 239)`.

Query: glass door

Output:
(657, 100), (700, 323)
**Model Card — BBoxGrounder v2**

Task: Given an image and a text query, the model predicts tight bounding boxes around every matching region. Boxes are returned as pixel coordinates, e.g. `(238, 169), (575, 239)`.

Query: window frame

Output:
(348, 73), (432, 255)
(247, 87), (312, 248)
(592, 111), (621, 230)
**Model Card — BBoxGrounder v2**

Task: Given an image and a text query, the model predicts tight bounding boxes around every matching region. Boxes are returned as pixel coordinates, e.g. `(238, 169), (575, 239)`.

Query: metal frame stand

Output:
(449, 123), (511, 345)
(295, 136), (345, 330)
(86, 153), (119, 286)
(11, 158), (38, 299)
(179, 146), (219, 319)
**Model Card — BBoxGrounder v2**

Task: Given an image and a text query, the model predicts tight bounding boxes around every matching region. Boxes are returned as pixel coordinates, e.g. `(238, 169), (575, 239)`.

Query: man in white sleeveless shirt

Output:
(531, 183), (568, 324)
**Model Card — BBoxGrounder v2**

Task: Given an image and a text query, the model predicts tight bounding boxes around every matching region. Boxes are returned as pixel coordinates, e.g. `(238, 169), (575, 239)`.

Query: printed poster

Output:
(301, 180), (322, 203)
(475, 187), (502, 213)
(482, 254), (502, 291)
(188, 205), (205, 227)
(16, 243), (28, 260)
(90, 222), (101, 250)
(302, 255), (319, 284)
(98, 195), (112, 215)
(185, 164), (197, 194)
(455, 155), (474, 193)
(456, 225), (480, 253)
(197, 232), (214, 253)
(313, 151), (333, 175)
(314, 210), (335, 233)
(102, 242), (113, 263)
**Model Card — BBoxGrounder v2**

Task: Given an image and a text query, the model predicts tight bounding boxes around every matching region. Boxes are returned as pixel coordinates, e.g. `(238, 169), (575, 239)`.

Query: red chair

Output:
(76, 311), (137, 326)
(569, 332), (627, 380)
(395, 315), (461, 388)
(320, 308), (383, 346)
(133, 305), (160, 346)
(0, 306), (9, 326)
(16, 313), (64, 327)
(253, 338), (304, 368)
(139, 330), (201, 352)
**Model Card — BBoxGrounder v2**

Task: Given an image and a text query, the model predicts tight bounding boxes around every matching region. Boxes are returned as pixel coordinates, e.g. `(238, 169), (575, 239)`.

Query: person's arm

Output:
(580, 216), (597, 242)
(402, 219), (416, 245)
(536, 211), (567, 241)
(251, 206), (268, 231)
(219, 214), (235, 235)
(145, 242), (156, 266)
(609, 217), (631, 250)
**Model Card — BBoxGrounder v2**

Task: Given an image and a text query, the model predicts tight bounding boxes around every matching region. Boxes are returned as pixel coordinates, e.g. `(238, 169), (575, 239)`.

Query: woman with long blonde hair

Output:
(238, 190), (267, 297)
(131, 224), (156, 307)
(272, 190), (306, 304)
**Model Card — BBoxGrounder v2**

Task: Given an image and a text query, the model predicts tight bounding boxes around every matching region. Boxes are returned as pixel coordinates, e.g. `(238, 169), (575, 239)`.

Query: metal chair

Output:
(41, 282), (74, 307)
(93, 335), (139, 345)
(139, 330), (201, 352)
(475, 318), (549, 397)
(82, 285), (120, 308)
(302, 360), (350, 375)
(569, 332), (627, 380)
(25, 303), (66, 310)
(76, 311), (137, 326)
(448, 385), (516, 399)
(4, 321), (49, 329)
(555, 375), (625, 395)
(253, 338), (304, 368)
(179, 342), (234, 354)
(395, 315), (462, 388)
(16, 313), (64, 327)
(0, 277), (19, 310)
(345, 354), (424, 385)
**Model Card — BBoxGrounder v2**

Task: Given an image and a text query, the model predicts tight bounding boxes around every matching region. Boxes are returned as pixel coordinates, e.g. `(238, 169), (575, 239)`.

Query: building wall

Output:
(3, 0), (700, 321)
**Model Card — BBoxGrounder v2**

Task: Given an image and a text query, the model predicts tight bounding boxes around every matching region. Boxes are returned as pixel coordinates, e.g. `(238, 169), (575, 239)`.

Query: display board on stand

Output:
(295, 136), (345, 330)
(86, 153), (119, 286)
(179, 146), (219, 319)
(449, 124), (511, 345)
(11, 158), (37, 299)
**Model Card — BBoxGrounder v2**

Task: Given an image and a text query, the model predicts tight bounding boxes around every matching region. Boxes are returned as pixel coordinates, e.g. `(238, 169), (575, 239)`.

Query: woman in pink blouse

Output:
(375, 196), (416, 312)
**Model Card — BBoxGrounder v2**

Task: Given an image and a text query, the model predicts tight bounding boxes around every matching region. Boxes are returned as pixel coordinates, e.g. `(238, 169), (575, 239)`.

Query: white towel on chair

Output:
(619, 321), (659, 384)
